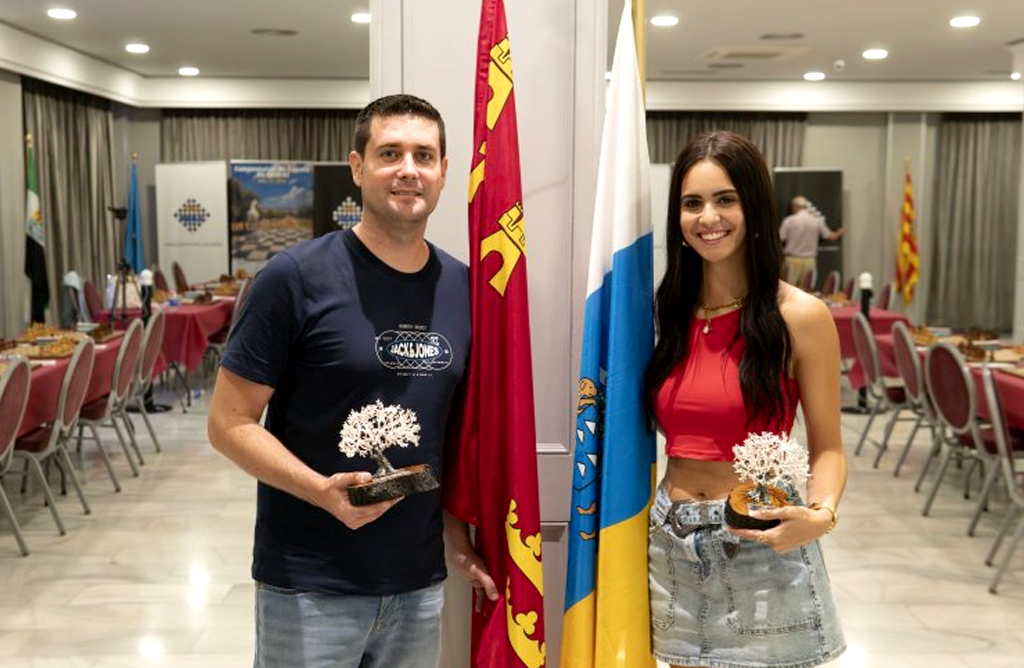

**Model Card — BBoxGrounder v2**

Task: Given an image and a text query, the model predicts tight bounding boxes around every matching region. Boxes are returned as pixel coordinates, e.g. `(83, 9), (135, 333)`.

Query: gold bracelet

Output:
(808, 502), (838, 533)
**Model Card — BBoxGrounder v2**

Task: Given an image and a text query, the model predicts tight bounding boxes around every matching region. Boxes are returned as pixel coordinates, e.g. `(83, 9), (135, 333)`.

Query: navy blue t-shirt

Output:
(221, 229), (470, 595)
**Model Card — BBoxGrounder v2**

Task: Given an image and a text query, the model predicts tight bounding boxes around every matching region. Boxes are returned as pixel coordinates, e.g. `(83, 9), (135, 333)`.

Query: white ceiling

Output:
(0, 1), (1022, 83)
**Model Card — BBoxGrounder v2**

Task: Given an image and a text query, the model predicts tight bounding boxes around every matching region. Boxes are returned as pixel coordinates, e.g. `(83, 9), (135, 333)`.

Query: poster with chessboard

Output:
(228, 161), (315, 275)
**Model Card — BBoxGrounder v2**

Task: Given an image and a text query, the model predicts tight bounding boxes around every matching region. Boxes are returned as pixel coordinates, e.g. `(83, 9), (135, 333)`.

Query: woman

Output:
(645, 131), (847, 668)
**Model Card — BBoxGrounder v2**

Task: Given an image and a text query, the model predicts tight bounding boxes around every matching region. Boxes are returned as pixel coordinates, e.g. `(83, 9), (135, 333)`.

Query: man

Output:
(208, 94), (496, 668)
(779, 195), (845, 288)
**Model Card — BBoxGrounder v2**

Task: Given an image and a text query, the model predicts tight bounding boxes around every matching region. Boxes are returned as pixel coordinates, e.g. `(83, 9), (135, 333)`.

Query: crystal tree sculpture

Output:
(338, 399), (421, 476)
(732, 431), (810, 506)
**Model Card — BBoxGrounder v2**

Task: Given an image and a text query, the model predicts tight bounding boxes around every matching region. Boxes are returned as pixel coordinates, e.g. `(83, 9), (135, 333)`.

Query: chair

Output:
(13, 339), (96, 535)
(843, 276), (856, 300)
(920, 343), (1020, 533)
(851, 313), (912, 465)
(83, 280), (105, 322)
(76, 318), (145, 491)
(877, 282), (893, 310)
(889, 321), (939, 479)
(153, 266), (170, 293)
(129, 308), (167, 454)
(204, 279), (251, 374)
(981, 367), (1024, 593)
(820, 269), (840, 295)
(0, 359), (32, 555)
(172, 261), (190, 294)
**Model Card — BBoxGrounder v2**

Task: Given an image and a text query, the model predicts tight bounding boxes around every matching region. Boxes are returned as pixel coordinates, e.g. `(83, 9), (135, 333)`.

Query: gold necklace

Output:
(699, 295), (745, 335)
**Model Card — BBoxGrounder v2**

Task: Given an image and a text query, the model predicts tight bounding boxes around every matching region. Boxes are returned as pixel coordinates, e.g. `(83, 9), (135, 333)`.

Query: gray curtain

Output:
(22, 77), (117, 323)
(927, 114), (1021, 332)
(161, 109), (359, 162)
(646, 111), (807, 169)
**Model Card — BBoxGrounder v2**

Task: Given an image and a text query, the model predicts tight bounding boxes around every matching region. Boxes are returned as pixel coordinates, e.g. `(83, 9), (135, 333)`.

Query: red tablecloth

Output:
(18, 335), (123, 437)
(870, 333), (1024, 428)
(830, 306), (910, 360)
(102, 299), (233, 372)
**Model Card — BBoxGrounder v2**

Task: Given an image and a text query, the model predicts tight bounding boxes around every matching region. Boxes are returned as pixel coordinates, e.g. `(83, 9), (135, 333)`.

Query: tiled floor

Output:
(1, 382), (1023, 667)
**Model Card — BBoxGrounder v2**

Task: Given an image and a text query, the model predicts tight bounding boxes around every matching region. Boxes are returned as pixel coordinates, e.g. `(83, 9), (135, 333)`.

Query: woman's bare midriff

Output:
(664, 457), (740, 501)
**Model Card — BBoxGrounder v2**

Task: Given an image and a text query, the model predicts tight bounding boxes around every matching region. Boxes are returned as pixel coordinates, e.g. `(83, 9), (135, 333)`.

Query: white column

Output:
(367, 3), (606, 666)
(1011, 44), (1024, 340)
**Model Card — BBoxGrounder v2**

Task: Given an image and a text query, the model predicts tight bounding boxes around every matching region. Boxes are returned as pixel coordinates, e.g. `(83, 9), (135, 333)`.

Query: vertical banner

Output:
(895, 162), (919, 305)
(154, 161), (229, 285)
(442, 0), (546, 666)
(313, 163), (362, 237)
(561, 1), (656, 666)
(228, 161), (315, 275)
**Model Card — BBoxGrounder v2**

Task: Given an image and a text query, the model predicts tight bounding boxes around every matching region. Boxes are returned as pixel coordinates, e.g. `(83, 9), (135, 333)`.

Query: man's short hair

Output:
(352, 94), (446, 158)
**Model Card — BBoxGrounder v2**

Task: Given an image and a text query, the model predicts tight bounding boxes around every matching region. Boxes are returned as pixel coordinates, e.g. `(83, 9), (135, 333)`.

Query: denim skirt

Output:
(649, 484), (845, 668)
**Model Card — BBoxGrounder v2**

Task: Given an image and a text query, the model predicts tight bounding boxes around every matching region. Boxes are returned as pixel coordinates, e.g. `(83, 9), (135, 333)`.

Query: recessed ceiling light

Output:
(862, 48), (888, 60)
(351, 12), (371, 24)
(950, 15), (980, 28)
(178, 66), (200, 77)
(251, 28), (298, 36)
(47, 8), (76, 20)
(125, 43), (150, 54)
(803, 71), (826, 81)
(650, 15), (679, 27)
(1013, 72), (1022, 81)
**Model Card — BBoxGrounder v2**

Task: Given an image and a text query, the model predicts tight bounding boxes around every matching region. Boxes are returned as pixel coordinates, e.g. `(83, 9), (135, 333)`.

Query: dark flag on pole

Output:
(24, 133), (49, 323)
(125, 157), (145, 273)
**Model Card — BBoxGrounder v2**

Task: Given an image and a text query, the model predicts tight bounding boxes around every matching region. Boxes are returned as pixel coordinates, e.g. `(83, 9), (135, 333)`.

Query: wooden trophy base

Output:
(346, 464), (439, 506)
(724, 482), (788, 530)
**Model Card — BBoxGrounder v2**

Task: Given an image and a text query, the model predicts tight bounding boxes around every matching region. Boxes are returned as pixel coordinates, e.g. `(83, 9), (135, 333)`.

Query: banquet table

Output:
(14, 334), (123, 438)
(866, 333), (1024, 428)
(103, 298), (233, 372)
(829, 306), (911, 360)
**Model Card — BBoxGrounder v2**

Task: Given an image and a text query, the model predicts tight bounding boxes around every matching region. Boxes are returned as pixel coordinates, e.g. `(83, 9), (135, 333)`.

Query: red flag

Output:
(442, 1), (546, 667)
(894, 163), (920, 305)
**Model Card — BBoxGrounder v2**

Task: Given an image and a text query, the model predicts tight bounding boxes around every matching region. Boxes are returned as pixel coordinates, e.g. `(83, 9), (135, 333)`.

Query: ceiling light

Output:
(47, 8), (76, 19)
(949, 15), (980, 28)
(803, 71), (826, 81)
(650, 16), (679, 27)
(1013, 72), (1022, 81)
(862, 48), (888, 60)
(351, 12), (371, 24)
(125, 43), (150, 54)
(760, 33), (804, 40)
(178, 66), (200, 77)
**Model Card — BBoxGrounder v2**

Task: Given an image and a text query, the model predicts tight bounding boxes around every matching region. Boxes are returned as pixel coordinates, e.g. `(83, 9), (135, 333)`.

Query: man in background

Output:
(780, 195), (845, 288)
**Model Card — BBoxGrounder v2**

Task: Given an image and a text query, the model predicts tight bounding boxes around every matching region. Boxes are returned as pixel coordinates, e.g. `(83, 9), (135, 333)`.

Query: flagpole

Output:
(631, 0), (646, 99)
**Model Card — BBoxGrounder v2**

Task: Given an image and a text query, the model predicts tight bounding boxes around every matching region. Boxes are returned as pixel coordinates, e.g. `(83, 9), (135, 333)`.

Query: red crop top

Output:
(655, 308), (800, 461)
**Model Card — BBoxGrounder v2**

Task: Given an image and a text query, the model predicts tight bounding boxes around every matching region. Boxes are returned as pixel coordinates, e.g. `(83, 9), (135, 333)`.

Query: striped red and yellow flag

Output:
(895, 164), (920, 305)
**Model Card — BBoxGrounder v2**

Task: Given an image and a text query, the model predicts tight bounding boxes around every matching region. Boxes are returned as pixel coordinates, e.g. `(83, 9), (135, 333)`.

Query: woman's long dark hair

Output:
(643, 131), (792, 426)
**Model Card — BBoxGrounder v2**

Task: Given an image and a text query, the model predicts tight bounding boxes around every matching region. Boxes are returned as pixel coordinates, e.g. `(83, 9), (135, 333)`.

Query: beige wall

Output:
(0, 70), (27, 336)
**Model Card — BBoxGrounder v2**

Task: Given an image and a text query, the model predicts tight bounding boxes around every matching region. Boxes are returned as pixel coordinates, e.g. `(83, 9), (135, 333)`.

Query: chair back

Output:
(172, 261), (189, 294)
(153, 267), (170, 293)
(820, 270), (840, 295)
(111, 319), (144, 405)
(843, 276), (855, 300)
(137, 308), (167, 388)
(877, 282), (892, 310)
(924, 342), (979, 439)
(83, 280), (104, 321)
(851, 312), (882, 391)
(57, 339), (96, 438)
(0, 359), (31, 472)
(982, 368), (1024, 507)
(891, 321), (923, 402)
(226, 279), (251, 341)
(798, 268), (816, 292)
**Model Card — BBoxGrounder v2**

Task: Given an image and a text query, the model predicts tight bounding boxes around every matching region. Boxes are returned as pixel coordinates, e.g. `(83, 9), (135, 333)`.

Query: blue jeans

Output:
(254, 581), (444, 668)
